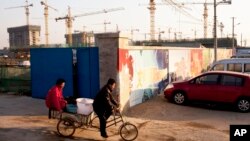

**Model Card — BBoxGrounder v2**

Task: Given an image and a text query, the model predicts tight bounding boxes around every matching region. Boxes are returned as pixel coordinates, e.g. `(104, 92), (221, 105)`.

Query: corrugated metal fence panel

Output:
(77, 48), (100, 99)
(89, 47), (100, 98)
(77, 48), (91, 98)
(30, 48), (74, 99)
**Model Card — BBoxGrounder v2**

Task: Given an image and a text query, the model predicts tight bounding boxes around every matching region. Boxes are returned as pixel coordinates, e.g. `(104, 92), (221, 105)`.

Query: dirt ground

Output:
(0, 93), (250, 141)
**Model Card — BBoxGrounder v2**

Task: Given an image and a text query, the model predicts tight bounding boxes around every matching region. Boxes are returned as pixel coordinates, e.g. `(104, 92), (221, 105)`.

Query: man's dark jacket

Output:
(93, 85), (118, 114)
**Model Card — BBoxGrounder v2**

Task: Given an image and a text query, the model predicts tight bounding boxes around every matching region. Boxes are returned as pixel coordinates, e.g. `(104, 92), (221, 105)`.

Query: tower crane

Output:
(149, 0), (156, 41)
(5, 0), (33, 25)
(55, 7), (124, 46)
(140, 0), (200, 41)
(40, 0), (58, 47)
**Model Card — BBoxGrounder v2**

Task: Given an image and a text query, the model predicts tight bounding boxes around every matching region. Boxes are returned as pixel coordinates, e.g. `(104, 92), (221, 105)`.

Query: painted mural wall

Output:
(119, 49), (169, 107)
(118, 47), (232, 108)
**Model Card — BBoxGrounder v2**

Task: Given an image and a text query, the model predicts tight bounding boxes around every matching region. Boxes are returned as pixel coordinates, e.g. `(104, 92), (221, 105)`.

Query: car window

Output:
(227, 63), (242, 72)
(220, 75), (244, 86)
(244, 64), (250, 73)
(195, 74), (219, 85)
(211, 64), (224, 71)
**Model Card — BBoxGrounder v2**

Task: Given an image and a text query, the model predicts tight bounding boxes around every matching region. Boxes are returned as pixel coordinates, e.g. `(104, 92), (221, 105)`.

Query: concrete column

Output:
(94, 32), (129, 110)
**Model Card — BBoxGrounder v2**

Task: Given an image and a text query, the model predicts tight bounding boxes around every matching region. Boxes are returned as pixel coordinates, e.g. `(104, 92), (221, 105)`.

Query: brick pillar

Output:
(94, 32), (129, 111)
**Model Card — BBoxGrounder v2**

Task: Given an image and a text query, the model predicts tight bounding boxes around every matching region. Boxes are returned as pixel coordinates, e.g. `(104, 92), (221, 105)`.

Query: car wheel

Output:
(173, 92), (186, 105)
(236, 98), (250, 112)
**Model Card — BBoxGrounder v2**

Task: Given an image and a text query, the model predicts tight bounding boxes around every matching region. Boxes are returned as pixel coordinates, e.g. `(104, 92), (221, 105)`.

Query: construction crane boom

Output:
(5, 5), (33, 9)
(41, 0), (58, 47)
(5, 0), (33, 25)
(55, 7), (125, 46)
(74, 7), (124, 18)
(41, 1), (57, 11)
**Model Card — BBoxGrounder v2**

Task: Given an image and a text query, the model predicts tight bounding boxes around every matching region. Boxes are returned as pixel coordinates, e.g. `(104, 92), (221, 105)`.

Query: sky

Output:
(0, 0), (250, 49)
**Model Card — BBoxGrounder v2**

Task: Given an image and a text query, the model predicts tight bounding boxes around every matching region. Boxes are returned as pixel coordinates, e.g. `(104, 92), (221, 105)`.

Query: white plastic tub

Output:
(76, 98), (94, 115)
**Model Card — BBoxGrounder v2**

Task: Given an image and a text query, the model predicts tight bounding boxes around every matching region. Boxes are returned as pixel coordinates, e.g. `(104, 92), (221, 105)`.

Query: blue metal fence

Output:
(30, 47), (100, 99)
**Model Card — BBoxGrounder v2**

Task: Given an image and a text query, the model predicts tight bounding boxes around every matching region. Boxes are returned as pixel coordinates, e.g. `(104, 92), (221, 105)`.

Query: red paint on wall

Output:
(118, 49), (134, 79)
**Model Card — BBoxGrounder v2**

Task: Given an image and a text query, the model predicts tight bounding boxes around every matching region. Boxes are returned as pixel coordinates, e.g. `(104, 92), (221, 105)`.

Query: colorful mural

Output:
(191, 49), (203, 76)
(119, 49), (169, 107)
(217, 48), (233, 60)
(118, 48), (233, 108)
(202, 49), (213, 71)
(168, 50), (191, 81)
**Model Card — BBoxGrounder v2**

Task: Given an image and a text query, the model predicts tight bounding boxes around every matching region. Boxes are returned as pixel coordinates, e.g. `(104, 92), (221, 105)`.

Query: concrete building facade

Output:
(65, 32), (95, 47)
(7, 25), (41, 48)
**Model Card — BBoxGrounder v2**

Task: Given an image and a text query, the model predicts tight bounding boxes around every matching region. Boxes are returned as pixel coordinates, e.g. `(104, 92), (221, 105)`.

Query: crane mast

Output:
(41, 0), (57, 47)
(148, 0), (156, 41)
(203, 1), (208, 38)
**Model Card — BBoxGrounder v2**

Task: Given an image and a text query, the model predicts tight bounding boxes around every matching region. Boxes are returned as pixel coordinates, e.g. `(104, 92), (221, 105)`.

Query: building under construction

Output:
(7, 25), (41, 49)
(65, 32), (95, 47)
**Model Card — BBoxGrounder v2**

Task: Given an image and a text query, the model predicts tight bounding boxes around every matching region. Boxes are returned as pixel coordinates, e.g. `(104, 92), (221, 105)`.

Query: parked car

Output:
(164, 71), (250, 112)
(208, 58), (250, 74)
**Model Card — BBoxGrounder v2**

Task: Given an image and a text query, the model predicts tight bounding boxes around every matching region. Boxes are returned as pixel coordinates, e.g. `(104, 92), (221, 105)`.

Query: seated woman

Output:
(45, 78), (67, 118)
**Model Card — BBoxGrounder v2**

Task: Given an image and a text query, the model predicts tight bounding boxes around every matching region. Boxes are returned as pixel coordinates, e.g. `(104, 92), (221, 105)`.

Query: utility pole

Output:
(168, 28), (171, 41)
(213, 0), (217, 62)
(241, 33), (243, 47)
(232, 17), (235, 56)
(213, 0), (231, 62)
(232, 17), (240, 55)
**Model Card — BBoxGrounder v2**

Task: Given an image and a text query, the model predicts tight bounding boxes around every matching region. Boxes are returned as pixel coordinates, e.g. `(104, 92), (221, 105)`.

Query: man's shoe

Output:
(101, 134), (108, 138)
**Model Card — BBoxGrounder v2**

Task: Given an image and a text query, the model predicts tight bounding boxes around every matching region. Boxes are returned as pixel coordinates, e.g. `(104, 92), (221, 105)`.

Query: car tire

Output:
(173, 92), (186, 105)
(236, 98), (250, 113)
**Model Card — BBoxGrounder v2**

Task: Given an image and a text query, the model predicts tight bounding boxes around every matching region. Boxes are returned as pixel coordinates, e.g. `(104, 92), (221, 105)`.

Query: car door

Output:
(216, 74), (244, 103)
(188, 74), (220, 101)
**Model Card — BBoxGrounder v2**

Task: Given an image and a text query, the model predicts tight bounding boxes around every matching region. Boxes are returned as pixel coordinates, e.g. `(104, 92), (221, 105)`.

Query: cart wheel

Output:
(90, 116), (100, 129)
(119, 122), (138, 141)
(57, 118), (76, 137)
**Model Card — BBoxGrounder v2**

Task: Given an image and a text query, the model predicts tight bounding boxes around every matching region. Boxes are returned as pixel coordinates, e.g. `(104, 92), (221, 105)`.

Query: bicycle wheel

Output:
(57, 118), (76, 137)
(90, 116), (100, 129)
(119, 122), (138, 141)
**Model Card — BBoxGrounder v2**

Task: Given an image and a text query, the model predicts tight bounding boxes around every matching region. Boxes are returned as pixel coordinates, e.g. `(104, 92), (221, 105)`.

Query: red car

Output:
(164, 71), (250, 112)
